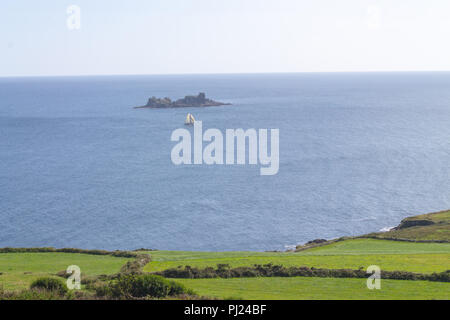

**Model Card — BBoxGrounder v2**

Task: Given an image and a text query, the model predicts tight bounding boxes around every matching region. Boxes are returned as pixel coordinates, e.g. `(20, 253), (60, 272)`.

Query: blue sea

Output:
(1, 72), (450, 251)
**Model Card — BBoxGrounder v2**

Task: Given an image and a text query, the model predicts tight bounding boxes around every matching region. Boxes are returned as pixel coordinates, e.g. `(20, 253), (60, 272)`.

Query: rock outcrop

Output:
(305, 239), (328, 245)
(394, 219), (435, 230)
(135, 92), (231, 108)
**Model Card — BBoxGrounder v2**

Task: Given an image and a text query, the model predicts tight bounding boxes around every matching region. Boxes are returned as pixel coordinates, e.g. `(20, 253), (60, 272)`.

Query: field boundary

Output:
(154, 264), (450, 283)
(0, 247), (139, 258)
(357, 236), (450, 243)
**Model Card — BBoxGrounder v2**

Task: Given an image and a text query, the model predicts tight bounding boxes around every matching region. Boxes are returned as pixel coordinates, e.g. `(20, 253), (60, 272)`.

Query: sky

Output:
(1, 0), (449, 77)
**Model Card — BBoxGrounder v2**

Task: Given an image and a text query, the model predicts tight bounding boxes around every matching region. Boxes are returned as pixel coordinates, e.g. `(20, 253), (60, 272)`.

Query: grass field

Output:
(1, 211), (449, 299)
(175, 277), (450, 300)
(367, 225), (450, 241)
(302, 238), (450, 254)
(404, 210), (450, 223)
(0, 252), (132, 290)
(142, 239), (450, 274)
(365, 210), (450, 241)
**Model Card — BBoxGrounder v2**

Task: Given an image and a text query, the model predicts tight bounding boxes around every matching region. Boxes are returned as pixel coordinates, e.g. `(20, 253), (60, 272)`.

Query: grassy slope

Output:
(175, 277), (450, 300)
(2, 211), (449, 299)
(142, 239), (450, 274)
(405, 210), (450, 222)
(164, 212), (450, 300)
(301, 238), (450, 254)
(364, 210), (450, 241)
(0, 252), (132, 290)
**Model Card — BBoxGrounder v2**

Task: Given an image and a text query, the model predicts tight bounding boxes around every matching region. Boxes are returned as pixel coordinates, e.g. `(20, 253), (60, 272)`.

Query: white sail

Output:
(185, 113), (195, 125)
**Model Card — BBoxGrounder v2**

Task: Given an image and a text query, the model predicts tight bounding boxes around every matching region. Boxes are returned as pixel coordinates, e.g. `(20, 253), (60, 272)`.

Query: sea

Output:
(1, 72), (449, 251)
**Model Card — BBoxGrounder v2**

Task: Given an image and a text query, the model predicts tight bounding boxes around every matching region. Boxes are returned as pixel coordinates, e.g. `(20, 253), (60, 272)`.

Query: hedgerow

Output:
(0, 247), (139, 258)
(155, 264), (450, 282)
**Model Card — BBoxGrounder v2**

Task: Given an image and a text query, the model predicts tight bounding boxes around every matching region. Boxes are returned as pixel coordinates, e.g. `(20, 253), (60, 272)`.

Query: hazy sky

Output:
(1, 0), (450, 76)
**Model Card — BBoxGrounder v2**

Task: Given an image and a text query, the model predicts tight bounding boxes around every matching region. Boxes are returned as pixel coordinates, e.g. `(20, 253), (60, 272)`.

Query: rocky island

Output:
(134, 92), (231, 109)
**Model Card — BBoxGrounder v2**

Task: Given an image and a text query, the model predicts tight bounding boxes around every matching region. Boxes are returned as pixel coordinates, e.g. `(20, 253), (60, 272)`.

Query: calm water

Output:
(1, 73), (449, 251)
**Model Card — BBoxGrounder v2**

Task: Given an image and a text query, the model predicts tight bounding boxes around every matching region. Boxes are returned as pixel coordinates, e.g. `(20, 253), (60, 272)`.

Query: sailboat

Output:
(184, 113), (195, 125)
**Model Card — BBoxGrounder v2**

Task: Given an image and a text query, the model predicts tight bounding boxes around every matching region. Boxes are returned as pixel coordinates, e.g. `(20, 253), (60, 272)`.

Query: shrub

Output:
(30, 277), (68, 295)
(90, 282), (113, 298)
(119, 254), (151, 274)
(0, 247), (139, 258)
(101, 274), (194, 299)
(1, 289), (65, 300)
(168, 280), (194, 296)
(156, 264), (450, 283)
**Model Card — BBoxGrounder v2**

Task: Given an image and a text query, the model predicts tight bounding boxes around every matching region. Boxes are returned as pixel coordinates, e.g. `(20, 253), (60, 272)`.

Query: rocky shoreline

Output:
(294, 209), (450, 252)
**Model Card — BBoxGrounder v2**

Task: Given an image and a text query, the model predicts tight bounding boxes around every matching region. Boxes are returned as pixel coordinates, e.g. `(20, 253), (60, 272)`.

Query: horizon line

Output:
(1, 70), (450, 79)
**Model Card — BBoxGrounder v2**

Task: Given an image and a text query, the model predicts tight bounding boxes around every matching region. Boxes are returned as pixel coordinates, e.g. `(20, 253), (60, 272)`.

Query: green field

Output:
(175, 277), (450, 300)
(365, 210), (450, 241)
(0, 252), (132, 290)
(301, 238), (450, 254)
(409, 210), (450, 223)
(142, 239), (450, 274)
(1, 211), (449, 299)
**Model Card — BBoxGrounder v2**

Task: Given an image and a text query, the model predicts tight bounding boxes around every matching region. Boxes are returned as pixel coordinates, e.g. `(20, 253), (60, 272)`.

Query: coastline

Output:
(1, 210), (448, 253)
(1, 209), (448, 300)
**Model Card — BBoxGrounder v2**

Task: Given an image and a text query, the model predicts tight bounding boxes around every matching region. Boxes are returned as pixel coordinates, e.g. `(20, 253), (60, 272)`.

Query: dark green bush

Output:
(30, 277), (68, 295)
(167, 280), (193, 296)
(100, 274), (194, 299)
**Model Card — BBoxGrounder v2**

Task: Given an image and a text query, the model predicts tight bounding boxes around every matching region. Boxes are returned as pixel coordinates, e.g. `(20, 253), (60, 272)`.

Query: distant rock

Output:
(305, 239), (328, 245)
(134, 92), (231, 109)
(394, 219), (435, 230)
